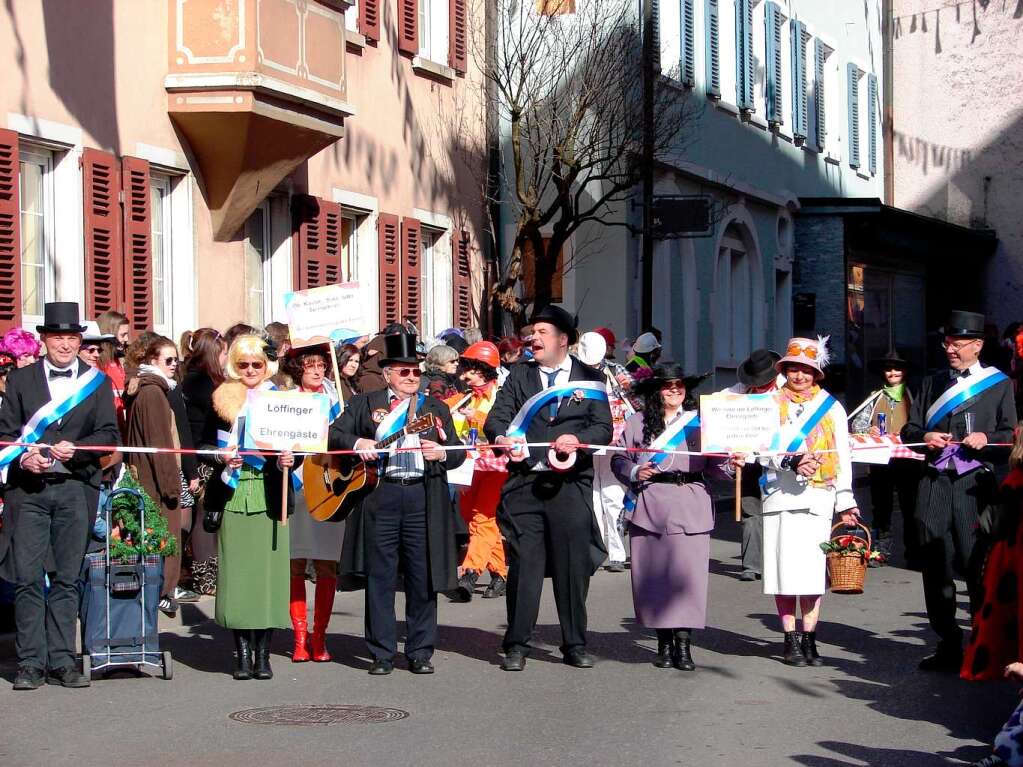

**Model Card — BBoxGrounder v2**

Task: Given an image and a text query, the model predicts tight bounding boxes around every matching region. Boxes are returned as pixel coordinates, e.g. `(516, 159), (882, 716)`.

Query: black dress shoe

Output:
(500, 651), (527, 671)
(46, 665), (90, 688)
(483, 574), (507, 599)
(13, 666), (45, 690)
(409, 658), (435, 674)
(919, 646), (963, 673)
(563, 649), (595, 668)
(368, 659), (394, 675)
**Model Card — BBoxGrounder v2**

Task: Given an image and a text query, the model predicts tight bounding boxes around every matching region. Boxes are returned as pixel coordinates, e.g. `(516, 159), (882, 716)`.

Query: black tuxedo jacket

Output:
(901, 365), (1016, 467)
(483, 355), (613, 477)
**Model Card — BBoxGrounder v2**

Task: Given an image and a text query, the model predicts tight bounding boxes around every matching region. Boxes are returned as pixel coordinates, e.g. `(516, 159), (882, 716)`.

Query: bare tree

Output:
(470, 0), (695, 325)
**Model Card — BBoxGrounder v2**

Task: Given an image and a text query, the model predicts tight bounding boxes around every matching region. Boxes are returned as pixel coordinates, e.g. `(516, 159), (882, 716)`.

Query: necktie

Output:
(49, 369), (72, 380)
(389, 397), (402, 412)
(545, 369), (560, 420)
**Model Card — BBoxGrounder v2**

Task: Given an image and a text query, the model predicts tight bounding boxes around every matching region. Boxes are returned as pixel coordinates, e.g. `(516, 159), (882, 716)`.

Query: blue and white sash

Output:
(622, 410), (701, 515)
(0, 366), (107, 470)
(925, 366), (1008, 431)
(773, 390), (837, 454)
(506, 380), (609, 440)
(375, 394), (426, 444)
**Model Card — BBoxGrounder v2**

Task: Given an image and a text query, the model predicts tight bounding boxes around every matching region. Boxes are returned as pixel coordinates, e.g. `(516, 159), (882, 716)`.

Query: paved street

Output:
(0, 512), (1015, 767)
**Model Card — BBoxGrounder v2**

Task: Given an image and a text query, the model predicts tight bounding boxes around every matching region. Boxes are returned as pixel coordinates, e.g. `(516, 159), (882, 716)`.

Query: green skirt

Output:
(214, 467), (290, 629)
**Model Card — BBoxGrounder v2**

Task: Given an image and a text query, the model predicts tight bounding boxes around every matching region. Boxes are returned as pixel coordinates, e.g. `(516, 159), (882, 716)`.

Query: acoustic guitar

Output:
(304, 413), (436, 522)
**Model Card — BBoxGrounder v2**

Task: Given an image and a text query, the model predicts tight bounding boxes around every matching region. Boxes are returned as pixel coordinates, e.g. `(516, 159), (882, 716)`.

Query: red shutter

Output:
(377, 212), (400, 328)
(0, 130), (21, 332)
(82, 148), (124, 317)
(293, 195), (344, 290)
(449, 0), (467, 74)
(121, 156), (153, 331)
(397, 0), (419, 55)
(453, 229), (472, 327)
(359, 0), (380, 41)
(400, 218), (421, 329)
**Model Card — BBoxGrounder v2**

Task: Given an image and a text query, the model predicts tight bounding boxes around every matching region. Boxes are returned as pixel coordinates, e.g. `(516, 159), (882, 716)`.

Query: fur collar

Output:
(212, 381), (249, 423)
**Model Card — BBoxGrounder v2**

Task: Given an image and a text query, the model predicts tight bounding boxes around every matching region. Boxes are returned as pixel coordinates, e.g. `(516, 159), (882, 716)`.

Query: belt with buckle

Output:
(648, 471), (702, 486)
(381, 475), (425, 486)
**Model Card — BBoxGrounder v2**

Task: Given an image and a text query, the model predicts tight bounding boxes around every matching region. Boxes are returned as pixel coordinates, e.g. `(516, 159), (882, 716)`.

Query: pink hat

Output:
(776, 336), (830, 378)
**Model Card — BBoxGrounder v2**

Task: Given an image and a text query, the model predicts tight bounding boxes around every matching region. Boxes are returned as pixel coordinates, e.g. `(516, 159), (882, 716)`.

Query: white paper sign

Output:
(243, 390), (330, 452)
(700, 393), (780, 454)
(284, 283), (367, 349)
(849, 434), (895, 465)
(447, 457), (476, 487)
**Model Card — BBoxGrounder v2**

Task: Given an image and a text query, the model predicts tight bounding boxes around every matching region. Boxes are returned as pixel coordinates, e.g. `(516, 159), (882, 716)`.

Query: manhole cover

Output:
(229, 705), (409, 726)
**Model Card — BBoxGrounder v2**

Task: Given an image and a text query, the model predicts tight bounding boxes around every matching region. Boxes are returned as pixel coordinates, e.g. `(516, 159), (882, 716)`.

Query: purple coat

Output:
(610, 411), (724, 535)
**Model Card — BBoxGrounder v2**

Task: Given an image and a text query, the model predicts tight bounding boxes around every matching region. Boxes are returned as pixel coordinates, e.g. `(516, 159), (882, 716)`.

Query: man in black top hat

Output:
(725, 348), (781, 581)
(329, 332), (464, 675)
(484, 304), (613, 671)
(0, 302), (120, 690)
(902, 310), (1017, 672)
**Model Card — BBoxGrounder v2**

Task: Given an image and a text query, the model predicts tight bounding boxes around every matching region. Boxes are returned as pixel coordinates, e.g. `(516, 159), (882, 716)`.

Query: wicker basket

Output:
(826, 522), (871, 595)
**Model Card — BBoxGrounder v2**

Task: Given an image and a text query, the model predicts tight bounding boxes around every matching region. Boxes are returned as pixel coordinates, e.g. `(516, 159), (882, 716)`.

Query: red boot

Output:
(290, 576), (310, 662)
(310, 576), (336, 662)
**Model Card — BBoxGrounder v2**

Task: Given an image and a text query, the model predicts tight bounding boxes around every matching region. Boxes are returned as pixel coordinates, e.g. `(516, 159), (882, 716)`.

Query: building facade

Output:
(0, 0), (486, 341)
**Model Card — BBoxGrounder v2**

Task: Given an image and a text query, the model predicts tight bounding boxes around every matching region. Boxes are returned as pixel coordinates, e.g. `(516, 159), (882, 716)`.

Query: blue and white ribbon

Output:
(217, 420), (266, 490)
(773, 390), (837, 454)
(925, 366), (1008, 431)
(622, 410), (701, 515)
(375, 394), (425, 444)
(0, 366), (107, 471)
(506, 380), (609, 440)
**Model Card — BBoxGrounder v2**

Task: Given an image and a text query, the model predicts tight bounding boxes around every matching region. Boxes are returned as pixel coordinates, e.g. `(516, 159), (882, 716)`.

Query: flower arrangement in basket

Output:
(819, 523), (878, 595)
(107, 472), (178, 561)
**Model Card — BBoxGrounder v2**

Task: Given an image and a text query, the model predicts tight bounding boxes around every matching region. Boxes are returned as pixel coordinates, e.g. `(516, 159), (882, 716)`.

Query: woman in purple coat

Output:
(612, 363), (721, 671)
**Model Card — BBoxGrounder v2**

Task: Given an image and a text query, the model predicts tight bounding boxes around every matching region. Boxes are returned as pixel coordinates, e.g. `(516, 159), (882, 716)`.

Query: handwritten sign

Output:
(284, 283), (367, 349)
(699, 393), (779, 454)
(243, 390), (330, 453)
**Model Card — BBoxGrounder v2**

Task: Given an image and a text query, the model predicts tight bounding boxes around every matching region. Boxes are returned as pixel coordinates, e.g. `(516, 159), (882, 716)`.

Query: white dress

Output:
(759, 396), (856, 596)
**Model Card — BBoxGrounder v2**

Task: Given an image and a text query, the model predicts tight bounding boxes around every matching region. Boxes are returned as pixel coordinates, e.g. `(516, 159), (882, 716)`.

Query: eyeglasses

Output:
(303, 362), (327, 372)
(941, 338), (978, 352)
(660, 379), (685, 392)
(236, 361), (266, 371)
(392, 367), (422, 378)
(786, 342), (819, 359)
(163, 357), (178, 366)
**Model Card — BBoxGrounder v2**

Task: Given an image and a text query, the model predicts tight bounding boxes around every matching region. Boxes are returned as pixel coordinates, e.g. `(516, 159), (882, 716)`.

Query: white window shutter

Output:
(735, 0), (754, 110)
(868, 72), (878, 175)
(814, 39), (826, 150)
(847, 62), (860, 169)
(765, 2), (783, 125)
(790, 19), (807, 139)
(705, 0), (720, 97)
(680, 0), (696, 85)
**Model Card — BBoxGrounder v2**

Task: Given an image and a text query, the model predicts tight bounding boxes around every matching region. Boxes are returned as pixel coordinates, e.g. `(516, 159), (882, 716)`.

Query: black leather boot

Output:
(672, 629), (695, 671)
(233, 630), (253, 680)
(783, 631), (807, 667)
(653, 629), (674, 668)
(253, 629), (274, 680)
(453, 570), (479, 603)
(801, 630), (823, 666)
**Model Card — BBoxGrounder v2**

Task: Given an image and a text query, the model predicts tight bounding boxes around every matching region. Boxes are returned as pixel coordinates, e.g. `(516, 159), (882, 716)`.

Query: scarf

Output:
(139, 363), (177, 390)
(882, 383), (904, 402)
(778, 385), (839, 487)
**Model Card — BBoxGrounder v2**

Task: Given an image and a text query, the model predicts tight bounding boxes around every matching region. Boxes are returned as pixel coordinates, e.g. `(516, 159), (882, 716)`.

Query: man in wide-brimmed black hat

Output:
(723, 348), (782, 581)
(484, 304), (613, 671)
(329, 332), (465, 676)
(902, 310), (1017, 672)
(0, 302), (120, 690)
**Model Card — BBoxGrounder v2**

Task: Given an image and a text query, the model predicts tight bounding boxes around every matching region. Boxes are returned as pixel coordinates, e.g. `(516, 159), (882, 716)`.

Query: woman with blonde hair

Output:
(200, 335), (296, 680)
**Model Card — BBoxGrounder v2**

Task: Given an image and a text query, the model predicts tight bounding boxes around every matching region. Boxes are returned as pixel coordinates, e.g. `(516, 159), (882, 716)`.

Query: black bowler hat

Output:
(36, 302), (87, 334)
(940, 310), (985, 339)
(737, 348), (781, 387)
(378, 332), (421, 366)
(635, 362), (710, 395)
(868, 348), (912, 375)
(530, 304), (578, 344)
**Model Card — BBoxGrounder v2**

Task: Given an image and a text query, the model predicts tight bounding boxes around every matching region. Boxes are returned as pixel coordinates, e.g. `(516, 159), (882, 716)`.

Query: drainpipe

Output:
(882, 0), (894, 205)
(640, 0), (655, 327)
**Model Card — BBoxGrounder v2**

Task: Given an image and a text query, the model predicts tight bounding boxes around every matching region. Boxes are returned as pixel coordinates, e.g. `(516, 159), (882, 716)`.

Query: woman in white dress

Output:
(757, 337), (860, 667)
(285, 345), (345, 663)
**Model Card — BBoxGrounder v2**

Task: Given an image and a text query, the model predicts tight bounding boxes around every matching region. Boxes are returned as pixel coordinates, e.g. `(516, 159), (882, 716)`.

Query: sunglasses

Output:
(163, 357), (178, 366)
(786, 342), (819, 359)
(81, 346), (101, 355)
(660, 379), (685, 392)
(236, 361), (266, 371)
(392, 367), (422, 378)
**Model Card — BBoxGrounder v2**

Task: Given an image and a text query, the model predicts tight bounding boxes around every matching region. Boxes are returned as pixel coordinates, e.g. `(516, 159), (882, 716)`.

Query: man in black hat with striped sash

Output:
(902, 310), (1016, 672)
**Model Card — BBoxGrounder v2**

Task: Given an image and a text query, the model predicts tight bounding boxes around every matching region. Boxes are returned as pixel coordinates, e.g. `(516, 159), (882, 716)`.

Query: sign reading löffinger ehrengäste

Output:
(243, 390), (330, 453)
(699, 393), (780, 455)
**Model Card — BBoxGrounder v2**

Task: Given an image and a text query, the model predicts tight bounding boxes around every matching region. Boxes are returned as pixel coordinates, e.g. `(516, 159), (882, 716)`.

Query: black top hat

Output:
(868, 348), (912, 374)
(36, 302), (86, 334)
(635, 362), (710, 395)
(940, 310), (985, 339)
(530, 304), (578, 345)
(737, 348), (781, 387)
(378, 332), (421, 366)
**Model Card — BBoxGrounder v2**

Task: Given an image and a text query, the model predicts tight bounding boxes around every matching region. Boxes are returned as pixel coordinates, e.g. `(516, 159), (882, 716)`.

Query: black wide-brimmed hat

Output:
(378, 332), (421, 366)
(36, 302), (87, 334)
(737, 348), (781, 387)
(940, 310), (985, 339)
(530, 304), (578, 344)
(635, 362), (710, 395)
(868, 348), (912, 374)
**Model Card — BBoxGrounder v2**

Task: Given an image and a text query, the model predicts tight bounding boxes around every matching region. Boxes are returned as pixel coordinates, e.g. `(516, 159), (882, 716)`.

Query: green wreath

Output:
(107, 471), (178, 560)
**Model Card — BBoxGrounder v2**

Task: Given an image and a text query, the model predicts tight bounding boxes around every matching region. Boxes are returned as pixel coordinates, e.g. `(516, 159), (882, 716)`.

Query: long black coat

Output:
(329, 390), (465, 593)
(0, 359), (120, 580)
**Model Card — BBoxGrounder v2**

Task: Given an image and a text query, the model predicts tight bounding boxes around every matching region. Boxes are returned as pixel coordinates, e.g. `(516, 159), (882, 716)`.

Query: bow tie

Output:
(952, 369), (971, 380)
(48, 369), (73, 380)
